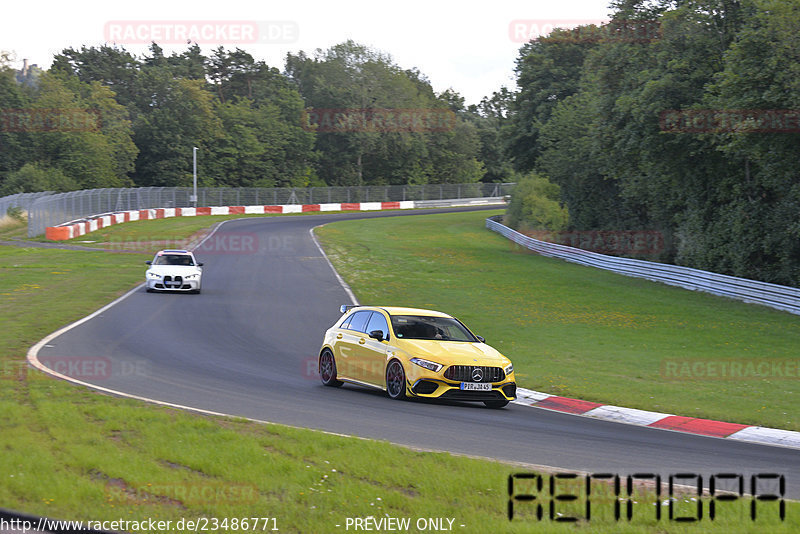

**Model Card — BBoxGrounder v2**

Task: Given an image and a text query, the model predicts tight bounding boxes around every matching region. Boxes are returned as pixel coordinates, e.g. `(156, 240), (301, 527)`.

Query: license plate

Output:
(460, 382), (492, 391)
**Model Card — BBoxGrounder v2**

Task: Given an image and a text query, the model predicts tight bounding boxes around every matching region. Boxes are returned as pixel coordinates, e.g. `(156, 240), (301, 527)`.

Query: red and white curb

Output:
(45, 201), (416, 241)
(515, 387), (800, 449)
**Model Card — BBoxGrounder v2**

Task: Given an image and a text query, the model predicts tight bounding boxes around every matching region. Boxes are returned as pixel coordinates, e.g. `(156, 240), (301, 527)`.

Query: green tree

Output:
(466, 88), (515, 183)
(51, 44), (317, 188)
(27, 72), (136, 189)
(0, 54), (34, 186)
(51, 45), (141, 107)
(519, 0), (758, 267)
(207, 98), (316, 188)
(426, 118), (485, 184)
(0, 162), (79, 195)
(537, 91), (641, 231)
(286, 41), (484, 186)
(203, 48), (317, 186)
(503, 29), (597, 172)
(505, 172), (569, 231)
(689, 0), (800, 284)
(131, 71), (223, 186)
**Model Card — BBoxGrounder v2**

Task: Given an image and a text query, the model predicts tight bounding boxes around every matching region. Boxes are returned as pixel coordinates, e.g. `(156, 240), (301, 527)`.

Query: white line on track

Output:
(309, 224), (359, 306)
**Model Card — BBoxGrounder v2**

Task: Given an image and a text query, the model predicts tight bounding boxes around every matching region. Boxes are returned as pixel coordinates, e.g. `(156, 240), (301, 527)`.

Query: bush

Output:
(504, 172), (569, 232)
(6, 206), (25, 222)
(0, 162), (79, 195)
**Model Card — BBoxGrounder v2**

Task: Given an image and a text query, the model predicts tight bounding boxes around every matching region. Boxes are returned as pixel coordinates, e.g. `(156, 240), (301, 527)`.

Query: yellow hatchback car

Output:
(318, 305), (516, 408)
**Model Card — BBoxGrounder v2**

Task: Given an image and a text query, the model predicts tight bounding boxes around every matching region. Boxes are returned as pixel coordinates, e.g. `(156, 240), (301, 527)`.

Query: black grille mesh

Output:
(443, 365), (504, 383)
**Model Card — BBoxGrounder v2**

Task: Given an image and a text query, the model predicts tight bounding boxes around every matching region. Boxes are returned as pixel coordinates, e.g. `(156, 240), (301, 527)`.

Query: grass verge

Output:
(60, 214), (274, 250)
(0, 215), (796, 533)
(314, 209), (800, 431)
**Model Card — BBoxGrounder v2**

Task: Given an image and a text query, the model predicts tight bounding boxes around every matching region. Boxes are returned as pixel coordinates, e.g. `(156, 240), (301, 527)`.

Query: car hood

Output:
(394, 339), (510, 366)
(147, 265), (202, 275)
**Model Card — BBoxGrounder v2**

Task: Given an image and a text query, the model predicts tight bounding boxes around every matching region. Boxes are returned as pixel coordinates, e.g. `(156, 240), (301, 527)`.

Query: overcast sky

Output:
(3, 0), (613, 105)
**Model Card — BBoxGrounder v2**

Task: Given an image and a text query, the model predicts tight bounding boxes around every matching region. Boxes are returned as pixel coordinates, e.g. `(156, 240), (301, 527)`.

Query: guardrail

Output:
(486, 216), (800, 316)
(24, 183), (514, 237)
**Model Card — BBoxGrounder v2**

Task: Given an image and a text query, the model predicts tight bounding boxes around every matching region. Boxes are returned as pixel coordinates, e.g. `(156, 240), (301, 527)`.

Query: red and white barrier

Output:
(45, 201), (415, 241)
(515, 388), (800, 449)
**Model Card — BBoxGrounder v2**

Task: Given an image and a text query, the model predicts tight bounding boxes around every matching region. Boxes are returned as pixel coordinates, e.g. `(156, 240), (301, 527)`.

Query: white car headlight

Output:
(410, 358), (443, 373)
(146, 271), (161, 279)
(184, 273), (200, 279)
(504, 363), (514, 376)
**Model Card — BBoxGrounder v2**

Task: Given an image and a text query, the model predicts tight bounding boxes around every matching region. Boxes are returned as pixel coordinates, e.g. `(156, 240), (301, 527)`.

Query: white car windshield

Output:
(153, 255), (195, 266)
(390, 315), (477, 342)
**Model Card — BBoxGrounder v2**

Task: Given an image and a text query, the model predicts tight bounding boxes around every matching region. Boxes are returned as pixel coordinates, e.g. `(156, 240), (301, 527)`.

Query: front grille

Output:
(443, 365), (504, 383)
(163, 275), (183, 289)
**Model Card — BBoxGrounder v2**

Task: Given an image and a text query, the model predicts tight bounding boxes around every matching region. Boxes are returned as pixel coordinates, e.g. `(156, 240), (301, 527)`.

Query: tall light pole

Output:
(192, 146), (198, 208)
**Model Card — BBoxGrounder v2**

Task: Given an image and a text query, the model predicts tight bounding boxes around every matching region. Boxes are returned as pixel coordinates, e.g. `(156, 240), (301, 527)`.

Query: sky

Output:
(2, 0), (613, 106)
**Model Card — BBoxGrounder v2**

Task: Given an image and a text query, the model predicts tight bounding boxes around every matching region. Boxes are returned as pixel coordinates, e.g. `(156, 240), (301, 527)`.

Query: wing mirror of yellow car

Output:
(368, 330), (386, 342)
(476, 335), (485, 343)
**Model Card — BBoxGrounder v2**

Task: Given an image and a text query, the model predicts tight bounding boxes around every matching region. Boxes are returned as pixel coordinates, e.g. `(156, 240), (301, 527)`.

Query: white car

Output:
(145, 250), (203, 293)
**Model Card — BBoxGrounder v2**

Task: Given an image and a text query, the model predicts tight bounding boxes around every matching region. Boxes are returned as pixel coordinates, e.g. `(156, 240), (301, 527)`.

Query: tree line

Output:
(1, 0), (798, 286)
(0, 41), (495, 196)
(497, 0), (800, 287)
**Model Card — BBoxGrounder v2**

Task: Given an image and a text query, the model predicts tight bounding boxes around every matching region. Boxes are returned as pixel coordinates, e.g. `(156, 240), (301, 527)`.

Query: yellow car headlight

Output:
(504, 363), (513, 376)
(410, 358), (443, 373)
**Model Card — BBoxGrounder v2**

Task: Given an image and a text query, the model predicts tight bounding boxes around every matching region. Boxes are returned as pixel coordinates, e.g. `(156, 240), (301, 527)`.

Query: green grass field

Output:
(0, 211), (797, 533)
(315, 209), (800, 431)
(0, 244), (530, 533)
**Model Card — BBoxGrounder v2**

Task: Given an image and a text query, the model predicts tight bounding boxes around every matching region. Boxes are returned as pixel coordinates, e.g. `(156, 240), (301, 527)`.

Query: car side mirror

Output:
(197, 262), (204, 266)
(368, 330), (385, 342)
(476, 335), (485, 343)
(145, 260), (152, 265)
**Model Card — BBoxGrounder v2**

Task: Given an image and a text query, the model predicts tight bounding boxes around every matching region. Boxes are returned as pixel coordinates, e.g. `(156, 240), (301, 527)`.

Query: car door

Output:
(335, 310), (371, 381)
(356, 311), (391, 386)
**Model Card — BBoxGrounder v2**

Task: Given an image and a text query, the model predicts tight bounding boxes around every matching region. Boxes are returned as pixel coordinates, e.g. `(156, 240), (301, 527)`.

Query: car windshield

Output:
(390, 315), (477, 342)
(153, 254), (195, 266)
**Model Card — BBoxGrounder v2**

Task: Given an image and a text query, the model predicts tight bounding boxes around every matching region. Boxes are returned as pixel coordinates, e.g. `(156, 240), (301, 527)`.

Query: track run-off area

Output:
(29, 207), (800, 498)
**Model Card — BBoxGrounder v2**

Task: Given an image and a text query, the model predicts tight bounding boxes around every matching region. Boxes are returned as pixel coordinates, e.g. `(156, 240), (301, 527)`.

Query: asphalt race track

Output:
(34, 207), (800, 498)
